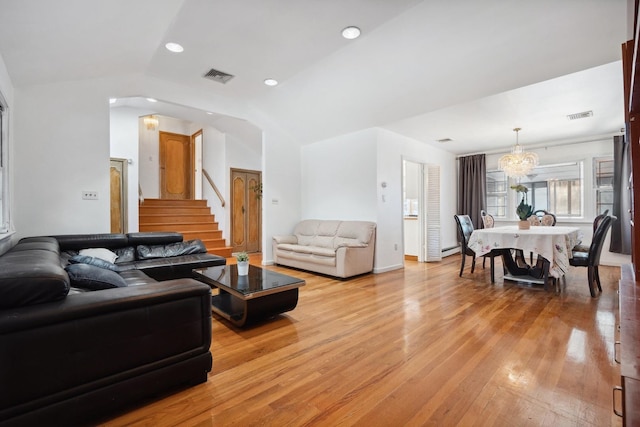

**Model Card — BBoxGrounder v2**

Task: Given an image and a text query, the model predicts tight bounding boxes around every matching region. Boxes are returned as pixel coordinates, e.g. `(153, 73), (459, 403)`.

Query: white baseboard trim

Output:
(373, 264), (403, 274)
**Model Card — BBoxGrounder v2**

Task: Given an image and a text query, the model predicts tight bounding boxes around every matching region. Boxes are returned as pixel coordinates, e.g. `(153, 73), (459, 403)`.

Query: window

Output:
(502, 161), (583, 219)
(594, 157), (614, 215)
(486, 158), (584, 220)
(486, 170), (507, 218)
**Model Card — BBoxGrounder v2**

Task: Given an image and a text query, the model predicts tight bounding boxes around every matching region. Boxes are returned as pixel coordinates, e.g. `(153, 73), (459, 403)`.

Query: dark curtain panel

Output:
(457, 154), (486, 229)
(610, 133), (632, 254)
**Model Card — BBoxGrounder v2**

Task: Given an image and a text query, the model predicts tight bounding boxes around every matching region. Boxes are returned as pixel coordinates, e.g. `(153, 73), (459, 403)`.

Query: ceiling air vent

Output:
(203, 68), (234, 84)
(437, 138), (453, 143)
(567, 110), (593, 120)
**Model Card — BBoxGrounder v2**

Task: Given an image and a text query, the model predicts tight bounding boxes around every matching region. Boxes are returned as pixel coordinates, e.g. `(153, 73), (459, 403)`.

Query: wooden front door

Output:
(231, 169), (262, 253)
(110, 158), (127, 233)
(160, 131), (193, 199)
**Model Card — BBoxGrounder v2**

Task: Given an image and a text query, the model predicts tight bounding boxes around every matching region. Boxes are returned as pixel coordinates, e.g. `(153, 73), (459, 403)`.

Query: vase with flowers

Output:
(511, 184), (533, 230)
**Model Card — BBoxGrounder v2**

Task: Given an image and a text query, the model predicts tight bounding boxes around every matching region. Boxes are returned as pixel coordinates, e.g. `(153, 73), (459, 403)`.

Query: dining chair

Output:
(573, 209), (611, 253)
(480, 209), (495, 229)
(529, 210), (556, 263)
(527, 215), (541, 226)
(480, 210), (495, 268)
(569, 215), (613, 297)
(454, 214), (501, 282)
(533, 209), (556, 226)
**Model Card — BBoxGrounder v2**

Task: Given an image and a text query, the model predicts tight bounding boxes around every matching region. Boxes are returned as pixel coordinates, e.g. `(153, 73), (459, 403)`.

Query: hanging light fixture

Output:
(498, 127), (538, 178)
(143, 115), (159, 130)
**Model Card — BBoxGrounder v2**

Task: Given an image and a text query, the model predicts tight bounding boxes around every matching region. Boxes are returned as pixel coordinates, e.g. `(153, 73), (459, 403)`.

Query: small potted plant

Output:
(236, 251), (249, 275)
(511, 184), (533, 229)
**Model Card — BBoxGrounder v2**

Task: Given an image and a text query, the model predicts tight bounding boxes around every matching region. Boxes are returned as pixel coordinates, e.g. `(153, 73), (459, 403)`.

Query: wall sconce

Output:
(143, 115), (159, 130)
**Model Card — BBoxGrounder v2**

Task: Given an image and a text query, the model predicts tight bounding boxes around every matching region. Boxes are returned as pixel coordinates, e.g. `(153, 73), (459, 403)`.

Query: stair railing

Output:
(202, 169), (225, 207)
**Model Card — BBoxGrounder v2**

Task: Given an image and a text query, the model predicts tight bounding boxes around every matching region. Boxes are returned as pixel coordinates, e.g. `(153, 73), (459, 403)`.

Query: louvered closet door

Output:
(422, 165), (441, 262)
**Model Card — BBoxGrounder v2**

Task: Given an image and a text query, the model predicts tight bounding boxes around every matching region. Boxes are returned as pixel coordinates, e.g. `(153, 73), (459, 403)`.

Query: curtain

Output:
(457, 154), (486, 229)
(610, 133), (632, 254)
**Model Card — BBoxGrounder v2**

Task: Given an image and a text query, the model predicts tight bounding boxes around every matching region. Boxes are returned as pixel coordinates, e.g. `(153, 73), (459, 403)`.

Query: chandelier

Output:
(143, 115), (159, 130)
(498, 127), (538, 178)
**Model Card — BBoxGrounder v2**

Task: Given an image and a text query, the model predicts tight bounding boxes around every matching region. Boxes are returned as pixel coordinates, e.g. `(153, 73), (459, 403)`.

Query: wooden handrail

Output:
(202, 169), (225, 207)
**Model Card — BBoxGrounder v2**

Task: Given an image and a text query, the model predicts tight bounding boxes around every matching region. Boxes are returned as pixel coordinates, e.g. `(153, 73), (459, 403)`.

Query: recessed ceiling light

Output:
(206, 112), (214, 115)
(341, 26), (361, 40)
(109, 98), (117, 104)
(165, 42), (184, 53)
(264, 78), (278, 86)
(146, 98), (157, 103)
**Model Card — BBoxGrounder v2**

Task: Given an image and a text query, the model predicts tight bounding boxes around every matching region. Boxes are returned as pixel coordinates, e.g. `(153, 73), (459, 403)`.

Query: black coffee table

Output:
(193, 264), (305, 327)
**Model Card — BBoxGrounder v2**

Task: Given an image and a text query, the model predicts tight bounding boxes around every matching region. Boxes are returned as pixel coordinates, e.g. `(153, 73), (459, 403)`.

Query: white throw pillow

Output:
(79, 248), (118, 263)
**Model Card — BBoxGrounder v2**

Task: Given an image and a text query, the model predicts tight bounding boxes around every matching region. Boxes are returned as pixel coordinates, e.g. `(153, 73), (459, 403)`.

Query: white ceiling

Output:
(0, 0), (628, 154)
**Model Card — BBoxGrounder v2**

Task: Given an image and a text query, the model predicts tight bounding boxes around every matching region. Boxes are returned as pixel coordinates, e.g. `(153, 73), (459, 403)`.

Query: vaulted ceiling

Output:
(0, 0), (628, 154)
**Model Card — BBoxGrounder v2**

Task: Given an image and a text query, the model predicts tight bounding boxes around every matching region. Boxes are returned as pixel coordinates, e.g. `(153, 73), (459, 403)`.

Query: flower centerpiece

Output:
(510, 184), (533, 229)
(236, 251), (249, 275)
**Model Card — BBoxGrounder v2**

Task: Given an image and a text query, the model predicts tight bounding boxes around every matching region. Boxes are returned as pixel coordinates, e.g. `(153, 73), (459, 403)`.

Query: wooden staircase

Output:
(139, 199), (233, 258)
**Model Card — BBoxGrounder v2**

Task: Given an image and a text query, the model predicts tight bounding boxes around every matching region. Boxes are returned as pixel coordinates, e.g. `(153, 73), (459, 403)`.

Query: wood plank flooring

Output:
(101, 255), (623, 426)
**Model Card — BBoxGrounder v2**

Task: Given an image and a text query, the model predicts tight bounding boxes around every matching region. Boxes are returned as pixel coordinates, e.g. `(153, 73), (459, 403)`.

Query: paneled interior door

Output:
(160, 131), (193, 199)
(231, 169), (262, 253)
(110, 158), (127, 233)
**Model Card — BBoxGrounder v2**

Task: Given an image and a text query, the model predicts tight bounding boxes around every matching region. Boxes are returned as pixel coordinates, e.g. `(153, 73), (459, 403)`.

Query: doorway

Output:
(110, 158), (128, 233)
(159, 131), (193, 199)
(231, 168), (262, 253)
(402, 160), (441, 262)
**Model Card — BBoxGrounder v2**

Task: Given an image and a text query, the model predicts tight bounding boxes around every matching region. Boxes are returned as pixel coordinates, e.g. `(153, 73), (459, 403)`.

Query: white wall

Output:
(14, 79), (112, 238)
(298, 127), (457, 273)
(250, 110), (303, 264)
(109, 107), (141, 231)
(201, 125), (227, 241)
(301, 129), (378, 220)
(377, 128), (458, 271)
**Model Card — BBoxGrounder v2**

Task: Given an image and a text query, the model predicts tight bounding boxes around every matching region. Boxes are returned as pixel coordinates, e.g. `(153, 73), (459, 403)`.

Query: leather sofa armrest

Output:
(273, 235), (297, 244)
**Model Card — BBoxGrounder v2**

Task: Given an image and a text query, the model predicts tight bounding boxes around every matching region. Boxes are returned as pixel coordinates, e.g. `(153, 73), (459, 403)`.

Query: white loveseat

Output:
(272, 220), (376, 278)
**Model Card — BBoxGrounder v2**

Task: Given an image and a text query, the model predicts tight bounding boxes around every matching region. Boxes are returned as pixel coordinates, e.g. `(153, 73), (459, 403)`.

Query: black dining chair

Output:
(573, 209), (610, 254)
(569, 215), (613, 297)
(454, 214), (502, 283)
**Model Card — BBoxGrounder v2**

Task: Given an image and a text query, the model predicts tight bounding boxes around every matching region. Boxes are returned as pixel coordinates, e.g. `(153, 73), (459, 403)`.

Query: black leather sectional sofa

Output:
(0, 232), (225, 426)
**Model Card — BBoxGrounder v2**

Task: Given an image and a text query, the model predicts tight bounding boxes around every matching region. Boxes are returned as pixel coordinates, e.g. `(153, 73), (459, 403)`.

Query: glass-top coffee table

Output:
(193, 264), (305, 327)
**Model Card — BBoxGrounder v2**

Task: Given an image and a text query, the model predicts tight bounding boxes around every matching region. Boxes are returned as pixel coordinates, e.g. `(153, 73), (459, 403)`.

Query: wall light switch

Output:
(82, 191), (98, 200)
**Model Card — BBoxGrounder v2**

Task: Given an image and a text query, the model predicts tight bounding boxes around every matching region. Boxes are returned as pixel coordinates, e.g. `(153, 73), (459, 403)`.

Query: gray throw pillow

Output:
(65, 263), (127, 290)
(69, 254), (120, 271)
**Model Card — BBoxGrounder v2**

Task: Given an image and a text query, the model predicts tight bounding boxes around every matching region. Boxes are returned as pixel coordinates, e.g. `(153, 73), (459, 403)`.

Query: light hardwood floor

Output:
(101, 255), (623, 426)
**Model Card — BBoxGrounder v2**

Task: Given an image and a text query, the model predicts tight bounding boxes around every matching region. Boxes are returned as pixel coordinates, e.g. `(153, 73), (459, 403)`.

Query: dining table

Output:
(467, 225), (583, 286)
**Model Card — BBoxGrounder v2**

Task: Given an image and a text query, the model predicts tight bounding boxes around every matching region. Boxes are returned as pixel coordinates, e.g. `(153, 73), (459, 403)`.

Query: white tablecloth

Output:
(468, 225), (582, 278)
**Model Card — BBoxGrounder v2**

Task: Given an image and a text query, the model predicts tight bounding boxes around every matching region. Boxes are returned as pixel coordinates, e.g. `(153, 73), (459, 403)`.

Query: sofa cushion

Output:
(114, 246), (136, 263)
(334, 221), (376, 248)
(308, 246), (336, 257)
(278, 243), (313, 254)
(79, 248), (118, 263)
(65, 264), (127, 290)
(0, 249), (70, 308)
(294, 220), (321, 246)
(69, 254), (119, 272)
(136, 239), (207, 260)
